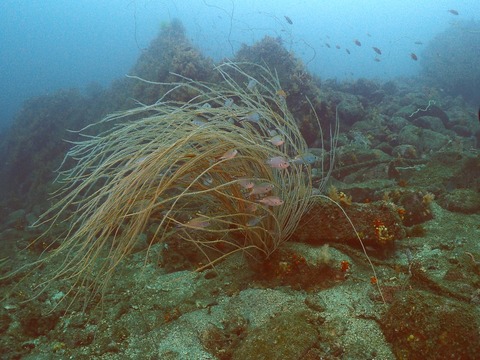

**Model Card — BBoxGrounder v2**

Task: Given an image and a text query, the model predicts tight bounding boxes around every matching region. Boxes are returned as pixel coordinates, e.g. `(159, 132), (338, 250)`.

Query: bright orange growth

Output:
(340, 260), (350, 272)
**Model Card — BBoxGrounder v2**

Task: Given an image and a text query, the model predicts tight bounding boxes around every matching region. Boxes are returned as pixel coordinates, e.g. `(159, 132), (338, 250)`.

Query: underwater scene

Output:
(0, 1), (479, 359)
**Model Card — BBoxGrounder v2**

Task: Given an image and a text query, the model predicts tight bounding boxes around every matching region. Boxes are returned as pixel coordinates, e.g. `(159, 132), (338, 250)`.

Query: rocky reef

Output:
(420, 20), (480, 105)
(0, 19), (479, 360)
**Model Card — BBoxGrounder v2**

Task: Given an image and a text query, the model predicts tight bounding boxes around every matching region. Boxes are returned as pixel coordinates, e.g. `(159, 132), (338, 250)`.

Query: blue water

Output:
(1, 0), (479, 129)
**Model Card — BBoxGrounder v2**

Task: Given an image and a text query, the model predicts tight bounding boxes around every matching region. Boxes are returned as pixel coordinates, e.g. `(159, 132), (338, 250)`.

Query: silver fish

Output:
(250, 182), (274, 196)
(247, 79), (257, 90)
(241, 112), (261, 123)
(290, 152), (318, 165)
(224, 98), (234, 107)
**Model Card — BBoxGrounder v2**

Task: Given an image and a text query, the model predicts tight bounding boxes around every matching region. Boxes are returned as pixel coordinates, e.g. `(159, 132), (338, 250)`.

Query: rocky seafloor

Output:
(1, 89), (479, 359)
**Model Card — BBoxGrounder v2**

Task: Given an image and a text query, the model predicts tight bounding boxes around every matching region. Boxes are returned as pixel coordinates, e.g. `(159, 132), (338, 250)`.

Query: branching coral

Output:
(19, 62), (333, 307)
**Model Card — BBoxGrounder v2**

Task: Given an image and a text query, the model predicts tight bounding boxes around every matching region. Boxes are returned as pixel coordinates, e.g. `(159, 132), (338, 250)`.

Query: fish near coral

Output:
(257, 196), (284, 206)
(134, 156), (147, 165)
(267, 128), (278, 136)
(192, 116), (208, 126)
(266, 156), (290, 169)
(290, 152), (318, 165)
(179, 216), (211, 229)
(246, 215), (265, 227)
(224, 98), (234, 107)
(237, 178), (255, 189)
(241, 112), (261, 123)
(247, 79), (257, 90)
(250, 182), (274, 196)
(202, 174), (213, 186)
(267, 134), (285, 146)
(245, 202), (258, 213)
(219, 149), (238, 160)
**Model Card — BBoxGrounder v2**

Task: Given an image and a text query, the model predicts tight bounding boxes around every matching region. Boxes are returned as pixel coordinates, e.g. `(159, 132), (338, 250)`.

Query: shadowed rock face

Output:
(421, 20), (480, 105)
(293, 198), (404, 256)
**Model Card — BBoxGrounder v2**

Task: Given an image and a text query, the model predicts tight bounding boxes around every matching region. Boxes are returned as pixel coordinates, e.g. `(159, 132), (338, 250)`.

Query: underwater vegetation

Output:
(420, 20), (480, 104)
(17, 62), (332, 309)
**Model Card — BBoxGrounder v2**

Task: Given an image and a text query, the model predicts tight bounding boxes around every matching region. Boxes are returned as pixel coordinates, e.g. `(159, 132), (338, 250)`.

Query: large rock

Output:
(293, 198), (405, 256)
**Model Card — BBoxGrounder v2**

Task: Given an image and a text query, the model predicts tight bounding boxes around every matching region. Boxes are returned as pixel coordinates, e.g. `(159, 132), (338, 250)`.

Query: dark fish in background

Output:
(372, 47), (382, 55)
(335, 44), (341, 49)
(410, 53), (418, 61)
(414, 41), (423, 45)
(448, 9), (459, 15)
(284, 15), (293, 24)
(374, 57), (381, 62)
(354, 39), (361, 46)
(346, 49), (351, 54)
(325, 43), (331, 48)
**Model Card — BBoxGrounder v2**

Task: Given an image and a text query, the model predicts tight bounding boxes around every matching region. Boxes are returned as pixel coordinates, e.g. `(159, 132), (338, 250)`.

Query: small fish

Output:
(219, 148), (238, 160)
(448, 9), (459, 15)
(372, 47), (382, 55)
(246, 215), (265, 227)
(134, 156), (147, 164)
(325, 43), (331, 48)
(335, 45), (341, 49)
(267, 134), (285, 146)
(284, 15), (293, 25)
(267, 129), (278, 136)
(181, 216), (210, 229)
(201, 103), (212, 109)
(414, 41), (423, 45)
(241, 112), (261, 123)
(410, 53), (418, 61)
(374, 57), (381, 62)
(247, 79), (257, 90)
(192, 116), (208, 126)
(266, 156), (290, 169)
(257, 196), (284, 206)
(202, 174), (213, 186)
(249, 182), (274, 196)
(276, 89), (287, 98)
(245, 202), (258, 213)
(224, 98), (234, 107)
(238, 178), (255, 189)
(290, 152), (318, 165)
(354, 39), (361, 46)
(346, 49), (351, 54)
